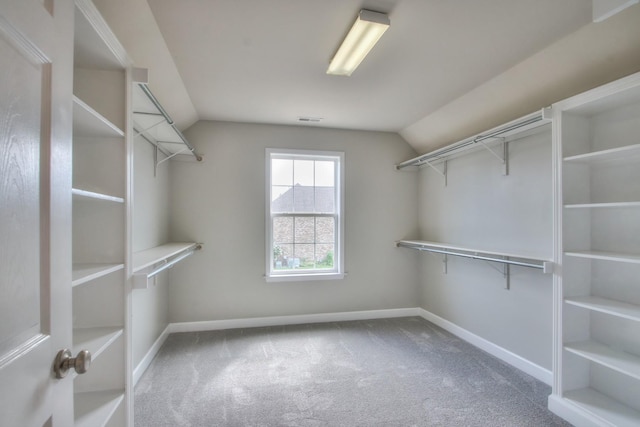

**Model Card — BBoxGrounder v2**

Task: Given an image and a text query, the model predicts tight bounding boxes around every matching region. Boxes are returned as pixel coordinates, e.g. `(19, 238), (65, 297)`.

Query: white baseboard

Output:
(133, 324), (170, 386)
(168, 307), (422, 333)
(417, 308), (552, 385)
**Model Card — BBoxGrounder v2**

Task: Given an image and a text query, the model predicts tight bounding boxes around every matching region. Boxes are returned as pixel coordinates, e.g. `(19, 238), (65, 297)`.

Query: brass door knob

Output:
(53, 349), (91, 378)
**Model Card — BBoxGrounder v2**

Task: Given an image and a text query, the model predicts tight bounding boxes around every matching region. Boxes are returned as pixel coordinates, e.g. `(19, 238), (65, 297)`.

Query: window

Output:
(266, 149), (344, 281)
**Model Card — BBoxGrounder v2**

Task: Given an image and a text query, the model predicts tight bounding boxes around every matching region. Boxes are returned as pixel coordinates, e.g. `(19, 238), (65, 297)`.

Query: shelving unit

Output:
(71, 0), (132, 425)
(397, 240), (552, 290)
(395, 109), (552, 179)
(132, 80), (202, 171)
(549, 72), (640, 426)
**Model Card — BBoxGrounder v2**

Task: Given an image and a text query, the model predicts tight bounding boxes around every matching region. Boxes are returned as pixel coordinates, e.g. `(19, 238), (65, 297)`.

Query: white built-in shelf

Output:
(565, 341), (640, 380)
(72, 188), (124, 204)
(73, 96), (124, 138)
(565, 202), (640, 209)
(565, 250), (640, 264)
(74, 389), (124, 427)
(397, 239), (552, 272)
(73, 327), (123, 361)
(564, 143), (640, 164)
(565, 296), (640, 322)
(563, 388), (640, 427)
(72, 263), (124, 287)
(132, 242), (199, 273)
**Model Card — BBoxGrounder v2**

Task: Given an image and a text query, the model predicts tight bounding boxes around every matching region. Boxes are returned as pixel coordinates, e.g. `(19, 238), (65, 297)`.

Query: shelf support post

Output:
(504, 262), (510, 290)
(442, 254), (448, 274)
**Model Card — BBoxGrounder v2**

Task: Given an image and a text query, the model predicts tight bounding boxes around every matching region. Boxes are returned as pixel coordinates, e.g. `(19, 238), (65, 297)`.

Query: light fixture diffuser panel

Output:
(327, 9), (390, 76)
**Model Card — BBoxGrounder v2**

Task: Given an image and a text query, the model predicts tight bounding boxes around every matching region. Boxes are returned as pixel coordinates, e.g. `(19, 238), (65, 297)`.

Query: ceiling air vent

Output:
(298, 116), (323, 123)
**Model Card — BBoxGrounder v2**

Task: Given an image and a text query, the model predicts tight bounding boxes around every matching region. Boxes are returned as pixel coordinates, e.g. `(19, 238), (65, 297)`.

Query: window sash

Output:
(266, 149), (344, 280)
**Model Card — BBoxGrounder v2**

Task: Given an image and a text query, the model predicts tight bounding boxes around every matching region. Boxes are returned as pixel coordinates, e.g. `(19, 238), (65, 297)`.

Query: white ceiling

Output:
(146, 0), (592, 134)
(110, 0), (640, 154)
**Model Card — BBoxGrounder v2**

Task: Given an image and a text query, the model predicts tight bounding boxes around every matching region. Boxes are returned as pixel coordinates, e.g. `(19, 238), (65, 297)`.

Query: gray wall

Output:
(132, 138), (170, 367)
(417, 129), (554, 369)
(167, 121), (420, 323)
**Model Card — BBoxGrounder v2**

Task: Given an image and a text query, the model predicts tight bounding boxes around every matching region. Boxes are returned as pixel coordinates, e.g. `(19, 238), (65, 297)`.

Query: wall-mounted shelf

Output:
(73, 96), (124, 138)
(74, 390), (124, 427)
(132, 75), (202, 170)
(73, 327), (123, 361)
(72, 263), (124, 287)
(562, 388), (640, 427)
(132, 243), (202, 289)
(565, 340), (640, 381)
(396, 109), (552, 178)
(72, 188), (124, 204)
(563, 143), (640, 164)
(565, 296), (640, 322)
(565, 250), (640, 264)
(397, 240), (552, 289)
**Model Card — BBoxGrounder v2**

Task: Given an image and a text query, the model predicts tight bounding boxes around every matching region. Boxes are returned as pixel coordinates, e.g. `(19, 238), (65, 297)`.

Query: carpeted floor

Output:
(134, 317), (570, 426)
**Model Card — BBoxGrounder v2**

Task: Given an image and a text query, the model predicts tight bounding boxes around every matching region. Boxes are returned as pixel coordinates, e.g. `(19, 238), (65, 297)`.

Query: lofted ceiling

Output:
(97, 0), (640, 153)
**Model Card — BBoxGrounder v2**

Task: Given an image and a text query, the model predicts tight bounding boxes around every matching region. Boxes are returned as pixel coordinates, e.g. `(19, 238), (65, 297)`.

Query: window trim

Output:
(265, 148), (345, 282)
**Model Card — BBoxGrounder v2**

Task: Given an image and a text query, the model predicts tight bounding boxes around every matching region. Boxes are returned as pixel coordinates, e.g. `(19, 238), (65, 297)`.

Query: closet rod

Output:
(142, 244), (202, 280)
(137, 83), (203, 161)
(396, 110), (548, 170)
(396, 240), (552, 272)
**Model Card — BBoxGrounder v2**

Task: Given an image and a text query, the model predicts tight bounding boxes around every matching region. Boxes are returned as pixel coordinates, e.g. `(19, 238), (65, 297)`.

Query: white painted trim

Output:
(417, 308), (553, 385)
(168, 308), (422, 333)
(133, 325), (170, 386)
(548, 395), (603, 427)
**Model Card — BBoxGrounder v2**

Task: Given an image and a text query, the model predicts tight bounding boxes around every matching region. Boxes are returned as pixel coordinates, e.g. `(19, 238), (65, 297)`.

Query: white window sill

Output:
(265, 272), (345, 283)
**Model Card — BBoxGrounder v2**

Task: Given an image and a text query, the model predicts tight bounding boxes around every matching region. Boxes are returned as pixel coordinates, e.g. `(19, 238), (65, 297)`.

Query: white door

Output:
(0, 0), (74, 426)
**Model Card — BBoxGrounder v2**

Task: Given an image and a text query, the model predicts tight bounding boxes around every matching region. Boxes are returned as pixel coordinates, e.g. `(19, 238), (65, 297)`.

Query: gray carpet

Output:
(135, 317), (570, 426)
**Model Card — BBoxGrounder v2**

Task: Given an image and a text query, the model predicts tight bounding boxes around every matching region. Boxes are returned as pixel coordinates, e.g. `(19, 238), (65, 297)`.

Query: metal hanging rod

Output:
(396, 109), (550, 170)
(396, 240), (553, 272)
(136, 83), (203, 162)
(133, 244), (202, 288)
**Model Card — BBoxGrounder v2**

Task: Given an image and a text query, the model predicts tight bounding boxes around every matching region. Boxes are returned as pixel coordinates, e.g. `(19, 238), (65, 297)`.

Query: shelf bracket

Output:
(477, 137), (509, 176)
(442, 254), (448, 274)
(483, 257), (511, 290)
(423, 159), (447, 186)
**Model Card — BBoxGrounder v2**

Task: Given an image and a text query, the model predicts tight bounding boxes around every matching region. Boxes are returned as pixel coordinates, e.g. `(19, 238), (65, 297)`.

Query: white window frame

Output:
(265, 148), (345, 282)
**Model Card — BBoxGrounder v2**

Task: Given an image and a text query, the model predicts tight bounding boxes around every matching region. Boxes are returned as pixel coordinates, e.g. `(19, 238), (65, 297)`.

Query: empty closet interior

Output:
(60, 1), (640, 426)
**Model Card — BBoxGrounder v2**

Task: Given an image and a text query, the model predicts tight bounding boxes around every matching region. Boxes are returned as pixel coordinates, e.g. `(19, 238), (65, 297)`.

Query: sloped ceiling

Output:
(96, 0), (640, 154)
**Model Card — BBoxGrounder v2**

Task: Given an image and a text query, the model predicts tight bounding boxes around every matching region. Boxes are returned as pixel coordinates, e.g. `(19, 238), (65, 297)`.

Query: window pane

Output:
(315, 161), (334, 187)
(315, 217), (335, 243)
(294, 160), (314, 186)
(294, 244), (315, 269)
(315, 186), (335, 213)
(272, 159), (292, 186)
(273, 243), (293, 269)
(271, 186), (293, 212)
(316, 244), (334, 268)
(293, 185), (314, 212)
(294, 217), (314, 243)
(273, 217), (293, 243)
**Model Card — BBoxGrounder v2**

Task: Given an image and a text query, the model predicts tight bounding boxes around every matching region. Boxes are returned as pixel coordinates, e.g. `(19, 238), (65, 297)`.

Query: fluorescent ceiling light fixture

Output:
(327, 9), (390, 77)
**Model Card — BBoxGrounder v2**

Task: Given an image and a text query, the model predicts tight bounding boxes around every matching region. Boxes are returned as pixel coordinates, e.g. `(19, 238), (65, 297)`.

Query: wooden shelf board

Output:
(565, 250), (640, 264)
(74, 389), (124, 427)
(565, 340), (640, 381)
(72, 263), (124, 287)
(73, 327), (123, 361)
(564, 201), (640, 209)
(132, 242), (199, 273)
(563, 388), (640, 427)
(72, 188), (124, 204)
(565, 296), (640, 322)
(73, 96), (124, 138)
(397, 240), (550, 263)
(564, 143), (640, 164)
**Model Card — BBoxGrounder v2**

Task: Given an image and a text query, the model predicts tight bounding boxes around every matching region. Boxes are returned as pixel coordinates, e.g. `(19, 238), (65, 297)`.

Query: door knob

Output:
(54, 349), (91, 378)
